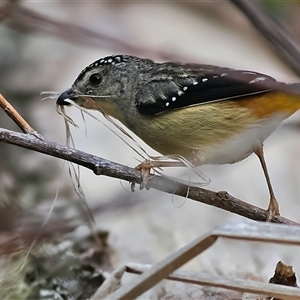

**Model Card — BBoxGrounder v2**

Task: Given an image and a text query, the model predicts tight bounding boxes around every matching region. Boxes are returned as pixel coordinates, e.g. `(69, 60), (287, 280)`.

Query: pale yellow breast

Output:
(135, 101), (255, 160)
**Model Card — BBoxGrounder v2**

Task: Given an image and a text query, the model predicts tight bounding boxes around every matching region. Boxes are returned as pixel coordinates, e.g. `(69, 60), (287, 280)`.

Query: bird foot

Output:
(134, 160), (155, 190)
(266, 197), (280, 221)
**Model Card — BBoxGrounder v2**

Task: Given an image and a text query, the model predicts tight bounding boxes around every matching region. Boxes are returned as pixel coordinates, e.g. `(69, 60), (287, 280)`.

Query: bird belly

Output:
(200, 113), (287, 165)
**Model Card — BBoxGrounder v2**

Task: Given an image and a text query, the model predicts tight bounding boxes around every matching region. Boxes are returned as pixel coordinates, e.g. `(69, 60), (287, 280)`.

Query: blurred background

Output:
(1, 1), (300, 299)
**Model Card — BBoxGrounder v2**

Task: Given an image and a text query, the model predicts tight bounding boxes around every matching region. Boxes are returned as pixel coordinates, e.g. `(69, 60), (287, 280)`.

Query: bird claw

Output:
(135, 161), (154, 190)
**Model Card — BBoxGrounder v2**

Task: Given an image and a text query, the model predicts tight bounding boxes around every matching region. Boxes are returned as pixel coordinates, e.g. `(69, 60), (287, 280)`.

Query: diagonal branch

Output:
(0, 127), (298, 226)
(230, 0), (300, 77)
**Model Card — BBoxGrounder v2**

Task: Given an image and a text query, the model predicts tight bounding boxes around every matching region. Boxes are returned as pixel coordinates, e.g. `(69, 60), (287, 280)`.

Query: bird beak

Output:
(56, 89), (76, 106)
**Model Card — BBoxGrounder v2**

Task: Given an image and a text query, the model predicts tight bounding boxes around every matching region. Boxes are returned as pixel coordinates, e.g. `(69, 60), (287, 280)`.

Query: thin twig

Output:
(5, 6), (186, 62)
(0, 94), (35, 134)
(0, 0), (14, 22)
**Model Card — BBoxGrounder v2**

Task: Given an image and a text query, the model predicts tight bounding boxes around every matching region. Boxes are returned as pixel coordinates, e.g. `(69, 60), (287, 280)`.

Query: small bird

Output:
(57, 55), (300, 221)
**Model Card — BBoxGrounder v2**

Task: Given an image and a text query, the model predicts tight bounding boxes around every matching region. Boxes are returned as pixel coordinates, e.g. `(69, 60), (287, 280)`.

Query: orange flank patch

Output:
(235, 91), (300, 119)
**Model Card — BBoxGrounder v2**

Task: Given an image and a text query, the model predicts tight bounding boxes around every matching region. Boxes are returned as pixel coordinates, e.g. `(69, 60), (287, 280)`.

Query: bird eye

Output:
(89, 73), (102, 86)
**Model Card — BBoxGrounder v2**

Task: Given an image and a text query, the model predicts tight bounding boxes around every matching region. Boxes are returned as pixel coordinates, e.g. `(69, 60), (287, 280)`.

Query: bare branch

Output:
(108, 222), (300, 300)
(0, 127), (298, 225)
(230, 0), (300, 77)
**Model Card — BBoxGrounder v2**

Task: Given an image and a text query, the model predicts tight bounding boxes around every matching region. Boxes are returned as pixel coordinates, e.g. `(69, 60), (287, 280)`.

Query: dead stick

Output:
(0, 94), (35, 134)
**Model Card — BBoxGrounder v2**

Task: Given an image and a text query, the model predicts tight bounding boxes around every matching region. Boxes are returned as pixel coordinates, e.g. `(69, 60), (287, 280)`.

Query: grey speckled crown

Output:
(75, 55), (125, 83)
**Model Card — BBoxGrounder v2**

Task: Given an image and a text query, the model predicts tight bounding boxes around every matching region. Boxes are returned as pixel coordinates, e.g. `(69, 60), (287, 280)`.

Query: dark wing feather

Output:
(136, 70), (275, 115)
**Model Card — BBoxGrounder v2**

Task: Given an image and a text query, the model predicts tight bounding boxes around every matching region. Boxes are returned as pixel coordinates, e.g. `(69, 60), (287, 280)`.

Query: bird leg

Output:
(254, 145), (280, 221)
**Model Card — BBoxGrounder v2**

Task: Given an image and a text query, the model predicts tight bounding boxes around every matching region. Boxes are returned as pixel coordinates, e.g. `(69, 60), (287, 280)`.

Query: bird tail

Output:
(280, 82), (300, 95)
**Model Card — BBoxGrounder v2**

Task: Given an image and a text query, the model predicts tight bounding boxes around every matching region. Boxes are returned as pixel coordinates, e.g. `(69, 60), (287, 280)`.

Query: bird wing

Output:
(136, 69), (276, 115)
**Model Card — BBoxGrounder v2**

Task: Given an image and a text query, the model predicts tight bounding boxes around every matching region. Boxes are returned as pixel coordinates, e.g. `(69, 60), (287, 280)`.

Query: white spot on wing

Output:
(172, 97), (176, 101)
(249, 77), (266, 84)
(166, 102), (170, 107)
(202, 78), (208, 82)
